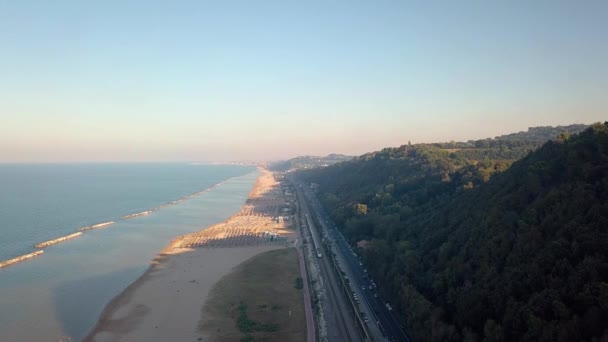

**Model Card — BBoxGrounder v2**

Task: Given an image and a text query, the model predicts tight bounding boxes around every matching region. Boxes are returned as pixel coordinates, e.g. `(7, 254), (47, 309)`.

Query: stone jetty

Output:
(80, 221), (115, 231)
(0, 250), (44, 268)
(121, 210), (152, 219)
(35, 232), (83, 248)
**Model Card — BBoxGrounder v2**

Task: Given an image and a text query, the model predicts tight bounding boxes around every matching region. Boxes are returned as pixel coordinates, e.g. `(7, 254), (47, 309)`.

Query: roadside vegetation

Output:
(294, 277), (303, 290)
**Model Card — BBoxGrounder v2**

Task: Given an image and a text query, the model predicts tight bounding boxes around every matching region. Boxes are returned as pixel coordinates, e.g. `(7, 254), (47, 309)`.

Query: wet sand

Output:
(86, 169), (296, 341)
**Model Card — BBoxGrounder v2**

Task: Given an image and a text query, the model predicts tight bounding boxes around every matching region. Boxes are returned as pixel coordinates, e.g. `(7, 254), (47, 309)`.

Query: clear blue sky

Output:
(1, 1), (606, 162)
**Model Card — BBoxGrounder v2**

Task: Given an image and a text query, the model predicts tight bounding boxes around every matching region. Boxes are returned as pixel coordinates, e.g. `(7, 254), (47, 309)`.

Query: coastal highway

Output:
(295, 186), (361, 342)
(299, 183), (411, 342)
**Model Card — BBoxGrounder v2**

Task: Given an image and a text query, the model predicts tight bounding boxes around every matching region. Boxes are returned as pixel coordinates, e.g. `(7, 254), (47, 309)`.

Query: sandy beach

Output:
(86, 168), (297, 341)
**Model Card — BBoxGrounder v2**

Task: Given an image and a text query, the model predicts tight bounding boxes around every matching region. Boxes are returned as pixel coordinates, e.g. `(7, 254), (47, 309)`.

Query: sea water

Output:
(0, 163), (257, 341)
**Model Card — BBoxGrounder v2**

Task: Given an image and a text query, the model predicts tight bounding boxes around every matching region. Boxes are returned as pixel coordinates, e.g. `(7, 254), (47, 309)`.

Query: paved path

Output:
(295, 238), (316, 342)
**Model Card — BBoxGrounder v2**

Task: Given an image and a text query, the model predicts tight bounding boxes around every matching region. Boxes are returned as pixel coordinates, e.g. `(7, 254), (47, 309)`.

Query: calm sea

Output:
(0, 163), (257, 341)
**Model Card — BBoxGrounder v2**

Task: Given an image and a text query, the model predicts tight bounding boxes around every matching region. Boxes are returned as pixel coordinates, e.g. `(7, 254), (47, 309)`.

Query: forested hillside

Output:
(269, 154), (352, 171)
(431, 124), (589, 161)
(493, 124), (589, 142)
(298, 123), (608, 341)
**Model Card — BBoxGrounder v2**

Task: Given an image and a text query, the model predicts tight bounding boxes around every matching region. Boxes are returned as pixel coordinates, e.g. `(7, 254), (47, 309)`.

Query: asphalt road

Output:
(296, 188), (360, 342)
(300, 185), (411, 342)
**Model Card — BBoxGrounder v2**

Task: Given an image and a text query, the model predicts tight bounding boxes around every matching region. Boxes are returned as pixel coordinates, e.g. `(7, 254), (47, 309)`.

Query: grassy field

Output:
(199, 248), (306, 342)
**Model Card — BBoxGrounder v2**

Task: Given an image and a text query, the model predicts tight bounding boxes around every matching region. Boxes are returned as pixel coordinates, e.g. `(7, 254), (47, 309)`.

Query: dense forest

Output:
(297, 124), (607, 341)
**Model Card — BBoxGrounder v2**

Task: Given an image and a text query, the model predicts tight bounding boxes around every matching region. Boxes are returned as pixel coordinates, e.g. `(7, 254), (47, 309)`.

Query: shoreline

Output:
(85, 168), (298, 341)
(83, 241), (181, 341)
(0, 170), (255, 270)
